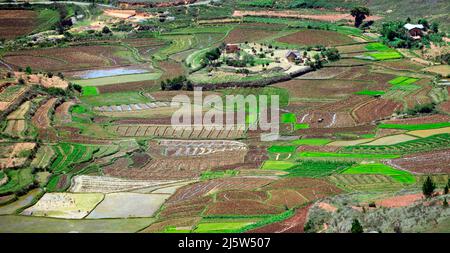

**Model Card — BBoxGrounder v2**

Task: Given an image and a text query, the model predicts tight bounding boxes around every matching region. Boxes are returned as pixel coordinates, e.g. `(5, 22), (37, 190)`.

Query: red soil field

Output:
(104, 151), (248, 180)
(0, 10), (37, 40)
(54, 101), (74, 125)
(383, 114), (450, 125)
(32, 98), (58, 128)
(233, 10), (382, 22)
(224, 26), (277, 44)
(159, 196), (213, 220)
(277, 29), (354, 46)
(215, 190), (268, 202)
(168, 177), (274, 204)
(3, 45), (133, 72)
(205, 199), (284, 216)
(247, 205), (311, 233)
(275, 79), (370, 100)
(294, 125), (376, 137)
(352, 98), (402, 124)
(387, 149), (450, 174)
(375, 193), (423, 208)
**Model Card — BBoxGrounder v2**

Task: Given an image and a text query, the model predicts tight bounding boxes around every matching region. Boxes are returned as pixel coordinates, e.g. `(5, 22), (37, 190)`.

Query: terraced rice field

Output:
(328, 174), (404, 192)
(109, 124), (246, 139)
(341, 163), (415, 184)
(343, 134), (450, 154)
(276, 29), (355, 46)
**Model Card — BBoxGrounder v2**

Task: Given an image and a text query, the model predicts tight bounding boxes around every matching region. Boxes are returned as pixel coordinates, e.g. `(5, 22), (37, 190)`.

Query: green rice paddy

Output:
(342, 163), (415, 184)
(291, 138), (332, 146)
(297, 152), (401, 159)
(261, 160), (295, 170)
(267, 145), (297, 153)
(354, 90), (386, 96)
(378, 122), (450, 131)
(388, 76), (420, 85)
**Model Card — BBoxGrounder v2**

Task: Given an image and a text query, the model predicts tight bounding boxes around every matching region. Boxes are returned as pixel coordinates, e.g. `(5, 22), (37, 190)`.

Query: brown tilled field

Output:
(32, 98), (57, 128)
(97, 60), (185, 93)
(387, 149), (450, 174)
(224, 25), (279, 44)
(103, 150), (247, 180)
(276, 29), (355, 46)
(383, 114), (450, 125)
(275, 79), (373, 100)
(3, 45), (134, 72)
(352, 98), (402, 124)
(54, 101), (74, 125)
(247, 205), (311, 233)
(0, 10), (37, 40)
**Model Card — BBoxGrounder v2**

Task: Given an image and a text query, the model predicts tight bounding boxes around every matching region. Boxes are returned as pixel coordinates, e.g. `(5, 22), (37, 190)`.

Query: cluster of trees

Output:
(321, 48), (340, 62)
(160, 76), (193, 91)
(422, 176), (450, 199)
(380, 18), (445, 49)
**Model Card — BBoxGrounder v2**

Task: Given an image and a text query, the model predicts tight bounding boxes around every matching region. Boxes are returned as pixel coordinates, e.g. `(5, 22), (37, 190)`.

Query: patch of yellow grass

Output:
(407, 127), (450, 138)
(362, 134), (418, 145)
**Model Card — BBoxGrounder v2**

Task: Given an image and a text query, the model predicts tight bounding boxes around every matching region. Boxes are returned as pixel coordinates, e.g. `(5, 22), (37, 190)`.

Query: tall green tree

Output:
(350, 7), (370, 28)
(422, 176), (436, 198)
(351, 219), (363, 233)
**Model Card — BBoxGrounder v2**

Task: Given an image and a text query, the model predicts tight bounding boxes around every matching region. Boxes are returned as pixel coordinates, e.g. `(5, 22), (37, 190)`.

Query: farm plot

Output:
(3, 101), (31, 138)
(80, 91), (151, 107)
(407, 127), (450, 138)
(0, 168), (34, 195)
(386, 149), (450, 174)
(159, 140), (247, 157)
(0, 215), (154, 233)
(109, 124), (246, 139)
(266, 160), (355, 178)
(0, 142), (36, 169)
(297, 152), (400, 160)
(69, 175), (183, 194)
(72, 72), (162, 87)
(93, 101), (174, 113)
(3, 45), (136, 72)
(276, 29), (355, 46)
(362, 134), (418, 145)
(381, 114), (450, 126)
(341, 163), (415, 184)
(30, 145), (55, 169)
(275, 79), (372, 101)
(53, 101), (74, 125)
(327, 174), (404, 192)
(248, 205), (310, 233)
(0, 85), (29, 111)
(389, 76), (420, 86)
(50, 143), (118, 174)
(352, 98), (403, 124)
(0, 10), (37, 40)
(224, 24), (281, 44)
(343, 134), (450, 154)
(0, 188), (43, 215)
(104, 151), (247, 180)
(86, 193), (169, 219)
(31, 98), (58, 129)
(21, 193), (104, 219)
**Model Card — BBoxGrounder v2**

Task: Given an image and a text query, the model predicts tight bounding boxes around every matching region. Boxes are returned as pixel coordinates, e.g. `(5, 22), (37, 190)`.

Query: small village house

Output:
(404, 23), (425, 40)
(285, 50), (302, 63)
(225, 44), (240, 54)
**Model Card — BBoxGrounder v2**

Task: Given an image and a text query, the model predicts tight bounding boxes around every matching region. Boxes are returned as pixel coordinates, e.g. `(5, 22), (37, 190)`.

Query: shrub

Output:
(422, 176), (436, 198)
(351, 219), (363, 233)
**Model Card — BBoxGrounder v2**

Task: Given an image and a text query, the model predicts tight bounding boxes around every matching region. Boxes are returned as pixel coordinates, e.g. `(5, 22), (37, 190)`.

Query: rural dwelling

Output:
(225, 44), (240, 54)
(285, 50), (302, 62)
(404, 23), (425, 40)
